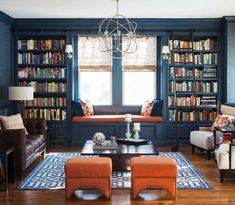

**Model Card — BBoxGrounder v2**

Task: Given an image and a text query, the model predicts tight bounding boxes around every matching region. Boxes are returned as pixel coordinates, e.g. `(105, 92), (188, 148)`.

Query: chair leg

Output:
(192, 145), (195, 154)
(207, 150), (211, 160)
(220, 170), (224, 183)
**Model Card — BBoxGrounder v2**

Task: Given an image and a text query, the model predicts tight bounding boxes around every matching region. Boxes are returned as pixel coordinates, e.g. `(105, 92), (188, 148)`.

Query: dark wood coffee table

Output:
(81, 140), (158, 171)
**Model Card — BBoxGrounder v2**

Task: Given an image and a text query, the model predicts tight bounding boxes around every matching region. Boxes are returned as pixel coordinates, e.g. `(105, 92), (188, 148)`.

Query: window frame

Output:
(74, 35), (161, 107)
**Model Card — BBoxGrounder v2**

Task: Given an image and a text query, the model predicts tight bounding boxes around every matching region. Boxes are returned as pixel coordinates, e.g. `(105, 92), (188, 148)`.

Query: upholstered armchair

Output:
(216, 143), (235, 182)
(0, 118), (46, 179)
(190, 105), (235, 160)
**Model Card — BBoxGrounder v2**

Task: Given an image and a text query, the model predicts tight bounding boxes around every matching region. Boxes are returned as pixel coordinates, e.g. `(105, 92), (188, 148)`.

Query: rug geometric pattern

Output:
(18, 152), (212, 190)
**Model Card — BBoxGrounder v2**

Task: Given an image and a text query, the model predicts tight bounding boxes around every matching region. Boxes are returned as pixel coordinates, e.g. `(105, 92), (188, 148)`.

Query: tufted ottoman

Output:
(64, 157), (112, 199)
(130, 157), (177, 200)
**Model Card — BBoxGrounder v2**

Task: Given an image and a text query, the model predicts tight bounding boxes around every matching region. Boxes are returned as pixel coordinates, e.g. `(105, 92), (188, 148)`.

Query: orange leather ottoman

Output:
(130, 157), (177, 200)
(64, 157), (112, 199)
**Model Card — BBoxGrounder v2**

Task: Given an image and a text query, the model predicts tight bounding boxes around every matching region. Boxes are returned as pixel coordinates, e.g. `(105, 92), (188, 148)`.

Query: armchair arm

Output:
(0, 129), (26, 177)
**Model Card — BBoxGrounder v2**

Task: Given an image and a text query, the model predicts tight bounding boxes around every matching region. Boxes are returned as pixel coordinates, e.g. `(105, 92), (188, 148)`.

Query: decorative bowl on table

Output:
(93, 132), (106, 145)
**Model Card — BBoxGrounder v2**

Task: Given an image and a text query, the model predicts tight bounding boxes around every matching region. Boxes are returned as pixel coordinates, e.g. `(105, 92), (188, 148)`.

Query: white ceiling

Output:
(1, 0), (235, 19)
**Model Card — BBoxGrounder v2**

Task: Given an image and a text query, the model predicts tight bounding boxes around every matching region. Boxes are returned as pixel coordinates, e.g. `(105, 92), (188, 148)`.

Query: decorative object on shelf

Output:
(92, 132), (106, 145)
(98, 0), (137, 59)
(162, 45), (170, 60)
(65, 45), (73, 59)
(133, 123), (141, 139)
(8, 86), (34, 117)
(124, 114), (132, 140)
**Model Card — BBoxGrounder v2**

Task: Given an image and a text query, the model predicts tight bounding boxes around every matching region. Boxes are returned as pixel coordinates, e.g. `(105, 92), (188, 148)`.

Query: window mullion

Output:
(112, 37), (123, 105)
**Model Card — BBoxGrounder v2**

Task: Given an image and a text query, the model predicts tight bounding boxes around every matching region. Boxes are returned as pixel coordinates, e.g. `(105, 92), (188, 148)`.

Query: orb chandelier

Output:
(98, 0), (137, 59)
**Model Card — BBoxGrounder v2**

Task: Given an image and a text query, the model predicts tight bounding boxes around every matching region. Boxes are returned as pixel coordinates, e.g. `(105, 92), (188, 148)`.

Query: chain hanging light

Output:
(98, 0), (137, 59)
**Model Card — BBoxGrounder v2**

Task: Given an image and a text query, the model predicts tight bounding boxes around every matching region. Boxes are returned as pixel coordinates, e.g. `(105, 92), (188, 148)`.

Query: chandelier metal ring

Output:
(98, 0), (138, 59)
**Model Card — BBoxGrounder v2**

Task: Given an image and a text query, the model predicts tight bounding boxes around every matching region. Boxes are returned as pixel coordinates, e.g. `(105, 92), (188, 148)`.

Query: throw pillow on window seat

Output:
(80, 100), (94, 117)
(0, 113), (28, 135)
(140, 100), (154, 117)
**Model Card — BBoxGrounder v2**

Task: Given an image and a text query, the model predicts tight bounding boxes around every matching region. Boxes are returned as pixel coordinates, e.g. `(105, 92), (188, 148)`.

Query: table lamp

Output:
(8, 86), (34, 117)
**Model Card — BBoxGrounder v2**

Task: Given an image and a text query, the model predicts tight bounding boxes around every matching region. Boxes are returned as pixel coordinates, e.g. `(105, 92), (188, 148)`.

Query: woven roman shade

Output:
(123, 36), (156, 72)
(78, 36), (112, 72)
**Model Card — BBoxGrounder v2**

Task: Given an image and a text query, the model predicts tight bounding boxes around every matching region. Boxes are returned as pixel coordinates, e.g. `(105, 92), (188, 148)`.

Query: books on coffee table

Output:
(93, 141), (118, 150)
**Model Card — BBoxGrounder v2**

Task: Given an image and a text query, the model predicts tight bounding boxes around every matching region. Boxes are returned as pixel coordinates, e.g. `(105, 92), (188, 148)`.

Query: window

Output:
(122, 36), (156, 105)
(78, 36), (112, 105)
(77, 36), (157, 106)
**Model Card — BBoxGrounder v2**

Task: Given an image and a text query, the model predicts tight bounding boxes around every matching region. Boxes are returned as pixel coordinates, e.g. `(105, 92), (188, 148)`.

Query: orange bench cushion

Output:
(64, 157), (112, 178)
(131, 157), (177, 178)
(72, 115), (163, 123)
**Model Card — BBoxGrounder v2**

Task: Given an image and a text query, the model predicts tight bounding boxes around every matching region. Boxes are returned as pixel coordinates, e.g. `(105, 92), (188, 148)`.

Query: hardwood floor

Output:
(1, 146), (235, 205)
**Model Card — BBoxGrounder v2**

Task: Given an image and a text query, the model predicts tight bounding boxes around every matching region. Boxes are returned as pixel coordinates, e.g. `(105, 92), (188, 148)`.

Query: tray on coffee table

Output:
(116, 138), (149, 145)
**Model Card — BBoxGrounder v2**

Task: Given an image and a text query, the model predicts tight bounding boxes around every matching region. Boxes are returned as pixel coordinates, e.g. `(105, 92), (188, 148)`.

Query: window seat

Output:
(72, 115), (163, 123)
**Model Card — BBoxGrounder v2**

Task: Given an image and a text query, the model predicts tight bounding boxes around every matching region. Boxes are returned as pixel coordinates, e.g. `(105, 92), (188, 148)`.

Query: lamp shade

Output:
(162, 45), (170, 54)
(65, 45), (73, 53)
(9, 86), (34, 101)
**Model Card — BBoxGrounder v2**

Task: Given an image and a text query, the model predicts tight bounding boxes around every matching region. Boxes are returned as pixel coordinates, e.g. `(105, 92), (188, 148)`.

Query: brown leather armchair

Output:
(0, 118), (46, 179)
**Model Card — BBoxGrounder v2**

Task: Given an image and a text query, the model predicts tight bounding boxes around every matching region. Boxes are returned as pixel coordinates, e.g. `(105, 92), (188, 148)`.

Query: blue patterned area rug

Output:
(18, 152), (212, 190)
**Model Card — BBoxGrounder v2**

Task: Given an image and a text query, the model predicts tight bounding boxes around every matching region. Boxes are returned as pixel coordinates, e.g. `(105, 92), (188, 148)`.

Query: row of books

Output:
(168, 96), (201, 107)
(172, 53), (193, 64)
(169, 40), (192, 50)
(169, 81), (194, 92)
(195, 67), (217, 78)
(169, 110), (217, 121)
(194, 53), (217, 65)
(25, 109), (66, 121)
(19, 81), (66, 92)
(195, 81), (217, 93)
(168, 96), (217, 107)
(18, 67), (66, 79)
(169, 67), (194, 78)
(18, 52), (65, 64)
(24, 98), (66, 107)
(200, 96), (217, 107)
(169, 110), (196, 121)
(172, 53), (217, 64)
(198, 110), (217, 121)
(18, 39), (65, 50)
(193, 39), (217, 51)
(169, 39), (217, 51)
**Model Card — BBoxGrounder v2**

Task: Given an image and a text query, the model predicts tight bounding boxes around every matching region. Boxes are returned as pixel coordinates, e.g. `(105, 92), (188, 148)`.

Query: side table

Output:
(213, 126), (235, 149)
(0, 146), (16, 191)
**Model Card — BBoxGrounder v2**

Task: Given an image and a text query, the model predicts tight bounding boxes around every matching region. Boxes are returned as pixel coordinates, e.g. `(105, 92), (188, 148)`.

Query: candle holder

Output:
(124, 114), (132, 140)
(133, 128), (140, 139)
(125, 121), (131, 140)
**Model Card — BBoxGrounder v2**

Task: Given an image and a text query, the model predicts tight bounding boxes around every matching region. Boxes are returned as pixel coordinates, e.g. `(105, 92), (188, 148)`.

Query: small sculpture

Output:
(93, 132), (106, 145)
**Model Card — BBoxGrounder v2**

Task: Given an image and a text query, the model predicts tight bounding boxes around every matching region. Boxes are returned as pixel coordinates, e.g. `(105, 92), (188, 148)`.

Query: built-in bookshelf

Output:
(168, 34), (218, 123)
(17, 37), (67, 121)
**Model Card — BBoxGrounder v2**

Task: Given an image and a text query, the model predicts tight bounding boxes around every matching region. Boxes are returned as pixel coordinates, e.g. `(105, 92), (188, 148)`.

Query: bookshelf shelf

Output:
(34, 92), (66, 96)
(18, 78), (66, 82)
(18, 49), (64, 53)
(25, 106), (66, 109)
(18, 64), (66, 67)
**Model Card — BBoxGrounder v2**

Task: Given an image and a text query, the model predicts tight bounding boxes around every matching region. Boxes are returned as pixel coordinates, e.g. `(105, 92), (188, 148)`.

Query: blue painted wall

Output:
(0, 12), (13, 112)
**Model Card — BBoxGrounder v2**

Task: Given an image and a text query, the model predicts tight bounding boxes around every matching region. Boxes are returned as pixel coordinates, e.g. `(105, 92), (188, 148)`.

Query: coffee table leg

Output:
(108, 154), (140, 171)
